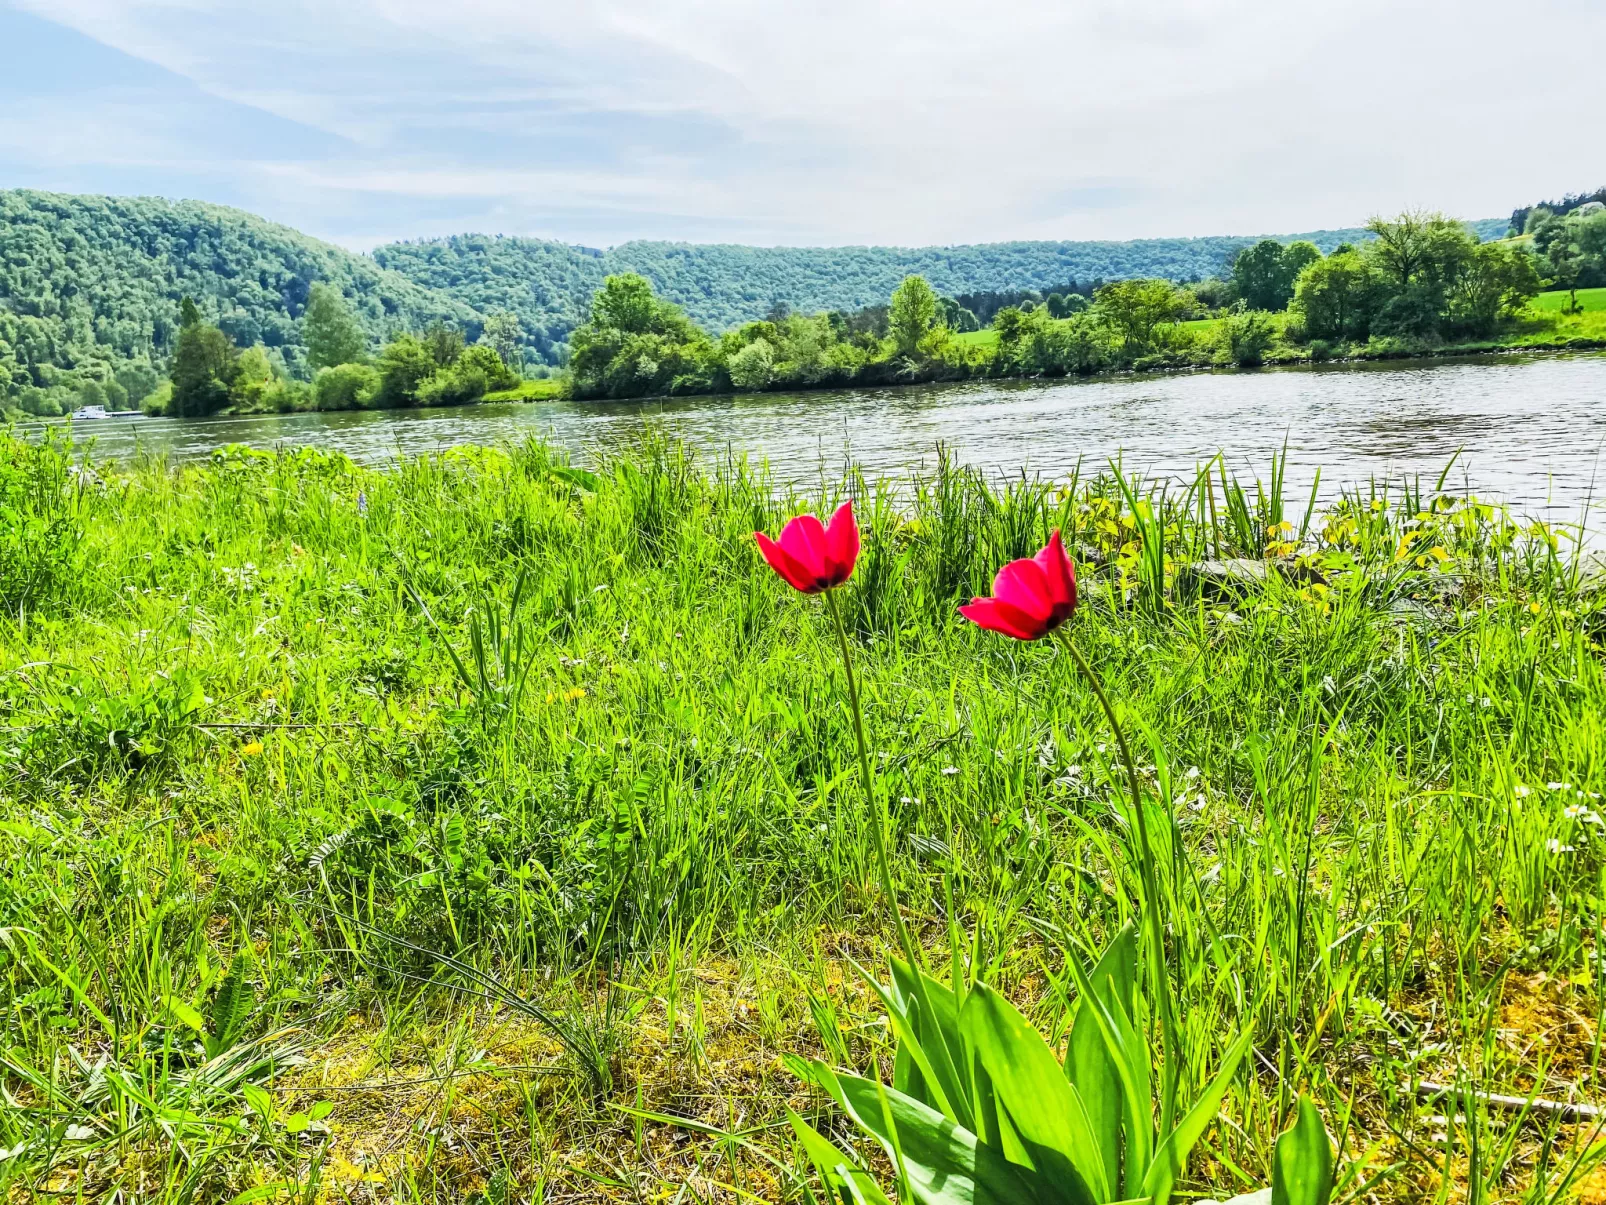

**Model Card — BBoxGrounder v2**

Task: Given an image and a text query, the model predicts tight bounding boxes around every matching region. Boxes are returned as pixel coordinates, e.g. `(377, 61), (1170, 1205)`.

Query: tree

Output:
(422, 323), (465, 368)
(1231, 240), (1321, 311)
(1364, 211), (1472, 292)
(1446, 243), (1541, 334)
(179, 296), (202, 329)
(169, 322), (238, 416)
(478, 310), (524, 373)
(373, 335), (439, 408)
(1092, 278), (1185, 358)
(728, 338), (776, 390)
(313, 363), (380, 410)
(1290, 250), (1382, 341)
(303, 283), (367, 370)
(590, 274), (659, 335)
(888, 275), (939, 357)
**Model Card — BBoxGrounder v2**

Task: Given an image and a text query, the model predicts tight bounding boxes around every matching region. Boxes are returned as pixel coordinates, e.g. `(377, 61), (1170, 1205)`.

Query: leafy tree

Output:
(179, 296), (202, 329)
(569, 274), (712, 399)
(479, 310), (524, 372)
(728, 339), (776, 390)
(75, 380), (108, 411)
(303, 283), (367, 370)
(313, 363), (380, 410)
(1446, 243), (1541, 334)
(115, 362), (160, 405)
(1290, 250), (1383, 341)
(1214, 311), (1278, 366)
(1092, 279), (1185, 358)
(228, 343), (278, 410)
(416, 345), (516, 406)
(888, 276), (939, 357)
(1231, 240), (1320, 311)
(373, 335), (440, 408)
(422, 323), (465, 368)
(169, 322), (238, 416)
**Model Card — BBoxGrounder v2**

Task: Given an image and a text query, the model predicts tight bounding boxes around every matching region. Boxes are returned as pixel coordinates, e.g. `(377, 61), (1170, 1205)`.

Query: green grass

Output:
(1, 431), (1604, 1201)
(1531, 287), (1606, 315)
(483, 377), (569, 403)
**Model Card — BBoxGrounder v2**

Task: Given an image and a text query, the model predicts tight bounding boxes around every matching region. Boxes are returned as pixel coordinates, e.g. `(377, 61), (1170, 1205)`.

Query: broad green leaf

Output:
(890, 957), (976, 1134)
(788, 1108), (894, 1205)
(209, 950), (254, 1056)
(1066, 925), (1137, 1195)
(960, 983), (1104, 1205)
(241, 1083), (274, 1122)
(1064, 948), (1152, 1197)
(859, 966), (959, 1124)
(1271, 1096), (1333, 1205)
(1141, 1029), (1253, 1205)
(806, 1061), (1042, 1205)
(164, 997), (207, 1035)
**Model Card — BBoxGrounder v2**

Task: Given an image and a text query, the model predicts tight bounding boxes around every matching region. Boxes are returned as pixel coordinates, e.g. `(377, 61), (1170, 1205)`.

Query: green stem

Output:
(1055, 626), (1180, 1140)
(825, 589), (919, 971)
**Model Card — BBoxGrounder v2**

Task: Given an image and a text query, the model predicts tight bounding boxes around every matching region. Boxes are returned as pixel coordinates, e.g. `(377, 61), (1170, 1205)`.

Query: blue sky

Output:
(2, 0), (1599, 250)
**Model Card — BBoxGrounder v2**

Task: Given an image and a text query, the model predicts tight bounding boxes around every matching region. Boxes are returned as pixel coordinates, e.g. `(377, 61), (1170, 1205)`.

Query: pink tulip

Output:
(755, 502), (860, 594)
(960, 530), (1078, 640)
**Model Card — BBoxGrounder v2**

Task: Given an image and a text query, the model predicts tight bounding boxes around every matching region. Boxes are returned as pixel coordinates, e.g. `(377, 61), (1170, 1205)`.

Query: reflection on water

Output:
(25, 352), (1606, 525)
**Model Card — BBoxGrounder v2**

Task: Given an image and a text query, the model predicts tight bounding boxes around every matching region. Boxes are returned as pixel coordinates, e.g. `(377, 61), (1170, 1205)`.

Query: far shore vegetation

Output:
(4, 201), (1604, 424)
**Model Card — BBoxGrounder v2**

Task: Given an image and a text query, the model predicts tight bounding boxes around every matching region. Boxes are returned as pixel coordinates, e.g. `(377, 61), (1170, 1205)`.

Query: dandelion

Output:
(240, 741), (264, 757)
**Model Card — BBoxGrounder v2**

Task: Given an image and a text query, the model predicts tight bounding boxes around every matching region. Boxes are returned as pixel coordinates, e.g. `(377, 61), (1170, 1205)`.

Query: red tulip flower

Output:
(755, 502), (860, 594)
(960, 529), (1078, 640)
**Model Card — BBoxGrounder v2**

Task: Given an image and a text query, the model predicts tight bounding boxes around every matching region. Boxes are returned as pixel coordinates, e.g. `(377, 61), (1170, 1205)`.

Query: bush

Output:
(728, 338), (776, 390)
(314, 362), (381, 410)
(415, 346), (517, 407)
(1214, 310), (1278, 367)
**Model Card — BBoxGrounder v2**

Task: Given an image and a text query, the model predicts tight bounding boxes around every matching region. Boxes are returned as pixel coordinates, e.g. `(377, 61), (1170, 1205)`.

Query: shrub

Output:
(313, 362), (381, 410)
(727, 338), (776, 390)
(1215, 310), (1278, 367)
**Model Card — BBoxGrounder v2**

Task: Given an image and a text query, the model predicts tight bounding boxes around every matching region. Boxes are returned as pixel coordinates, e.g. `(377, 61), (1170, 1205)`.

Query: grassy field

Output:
(2, 430), (1605, 1202)
(1531, 287), (1606, 315)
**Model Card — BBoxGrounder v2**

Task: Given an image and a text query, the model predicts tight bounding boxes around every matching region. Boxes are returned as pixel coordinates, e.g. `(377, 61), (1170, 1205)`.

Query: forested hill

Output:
(0, 189), (475, 389)
(370, 218), (1508, 346)
(1, 188), (1508, 407)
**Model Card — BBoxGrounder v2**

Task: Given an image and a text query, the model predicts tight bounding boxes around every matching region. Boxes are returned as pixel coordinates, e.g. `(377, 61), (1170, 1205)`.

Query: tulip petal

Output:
(1034, 530), (1077, 613)
(994, 558), (1053, 615)
(825, 501), (859, 584)
(778, 514), (833, 589)
(959, 597), (1046, 641)
(755, 531), (819, 593)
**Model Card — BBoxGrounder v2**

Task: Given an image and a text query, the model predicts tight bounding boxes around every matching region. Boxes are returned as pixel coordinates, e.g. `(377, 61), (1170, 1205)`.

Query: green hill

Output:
(0, 188), (1511, 407)
(0, 189), (475, 407)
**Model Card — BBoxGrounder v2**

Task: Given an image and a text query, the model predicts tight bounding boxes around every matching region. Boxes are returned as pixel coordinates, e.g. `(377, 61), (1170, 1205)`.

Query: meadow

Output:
(1, 427), (1604, 1203)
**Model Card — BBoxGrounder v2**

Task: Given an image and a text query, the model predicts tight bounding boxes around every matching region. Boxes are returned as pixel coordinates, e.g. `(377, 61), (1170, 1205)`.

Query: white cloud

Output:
(10, 0), (1604, 247)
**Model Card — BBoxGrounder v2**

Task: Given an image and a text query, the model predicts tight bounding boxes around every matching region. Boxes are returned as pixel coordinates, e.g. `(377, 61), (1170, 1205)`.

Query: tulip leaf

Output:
(1271, 1096), (1333, 1205)
(787, 1108), (894, 1205)
(858, 964), (960, 1126)
(1066, 924), (1137, 1195)
(888, 957), (975, 1133)
(960, 983), (1104, 1205)
(1064, 944), (1152, 1197)
(804, 1061), (1042, 1205)
(1141, 1029), (1253, 1205)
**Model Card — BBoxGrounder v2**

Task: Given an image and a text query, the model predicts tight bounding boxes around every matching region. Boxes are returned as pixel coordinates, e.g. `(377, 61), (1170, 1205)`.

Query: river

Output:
(30, 351), (1606, 527)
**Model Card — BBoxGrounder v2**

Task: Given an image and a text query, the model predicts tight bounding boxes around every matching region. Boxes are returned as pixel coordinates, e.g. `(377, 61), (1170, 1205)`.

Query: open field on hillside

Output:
(2, 430), (1604, 1202)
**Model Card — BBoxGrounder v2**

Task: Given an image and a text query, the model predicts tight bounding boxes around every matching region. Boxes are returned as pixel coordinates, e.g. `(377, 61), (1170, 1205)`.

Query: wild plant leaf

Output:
(890, 957), (975, 1133)
(164, 997), (207, 1036)
(1140, 1029), (1253, 1205)
(1271, 1096), (1333, 1205)
(788, 1108), (895, 1205)
(959, 982), (1104, 1205)
(858, 961), (962, 1128)
(1066, 924), (1137, 1195)
(1063, 947), (1152, 1197)
(207, 950), (254, 1059)
(803, 1060), (1042, 1205)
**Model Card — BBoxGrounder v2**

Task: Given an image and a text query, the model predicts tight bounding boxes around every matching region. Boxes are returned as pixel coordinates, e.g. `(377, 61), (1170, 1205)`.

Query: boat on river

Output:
(70, 405), (142, 420)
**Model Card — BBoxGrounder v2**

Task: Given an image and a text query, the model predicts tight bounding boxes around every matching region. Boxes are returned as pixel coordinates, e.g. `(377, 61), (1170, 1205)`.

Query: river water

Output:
(31, 352), (1606, 527)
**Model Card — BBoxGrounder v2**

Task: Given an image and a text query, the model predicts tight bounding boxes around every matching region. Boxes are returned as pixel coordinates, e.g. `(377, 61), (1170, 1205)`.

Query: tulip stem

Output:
(1054, 626), (1179, 1141)
(824, 589), (920, 973)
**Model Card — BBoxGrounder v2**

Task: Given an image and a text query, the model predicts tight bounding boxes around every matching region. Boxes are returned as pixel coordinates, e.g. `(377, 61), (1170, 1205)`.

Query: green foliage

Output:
(1214, 310), (1279, 366)
(1093, 278), (1187, 358)
(302, 282), (368, 370)
(0, 428), (80, 613)
(1232, 240), (1319, 311)
(373, 333), (440, 408)
(889, 275), (940, 356)
(313, 362), (380, 410)
(1290, 249), (1383, 341)
(169, 321), (238, 416)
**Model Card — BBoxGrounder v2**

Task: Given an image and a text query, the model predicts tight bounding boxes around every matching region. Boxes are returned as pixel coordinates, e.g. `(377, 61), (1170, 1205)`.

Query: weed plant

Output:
(0, 428), (1602, 1201)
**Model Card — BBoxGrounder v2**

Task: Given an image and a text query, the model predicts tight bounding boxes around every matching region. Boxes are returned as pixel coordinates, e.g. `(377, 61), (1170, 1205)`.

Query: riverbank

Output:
(2, 428), (1603, 1200)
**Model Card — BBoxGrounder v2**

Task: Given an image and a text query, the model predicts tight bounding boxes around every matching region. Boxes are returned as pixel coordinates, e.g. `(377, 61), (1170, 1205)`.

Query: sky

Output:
(1, 0), (1600, 251)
